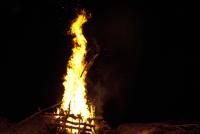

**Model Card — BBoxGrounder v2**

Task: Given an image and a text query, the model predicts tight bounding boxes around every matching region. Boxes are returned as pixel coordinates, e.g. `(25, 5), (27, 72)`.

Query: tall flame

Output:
(60, 10), (93, 120)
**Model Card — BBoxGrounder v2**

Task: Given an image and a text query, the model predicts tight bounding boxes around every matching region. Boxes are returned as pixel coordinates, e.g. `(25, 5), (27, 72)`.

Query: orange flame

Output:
(60, 10), (94, 125)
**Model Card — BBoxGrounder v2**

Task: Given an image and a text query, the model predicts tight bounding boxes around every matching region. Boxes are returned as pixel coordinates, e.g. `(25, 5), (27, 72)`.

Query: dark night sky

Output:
(1, 0), (199, 127)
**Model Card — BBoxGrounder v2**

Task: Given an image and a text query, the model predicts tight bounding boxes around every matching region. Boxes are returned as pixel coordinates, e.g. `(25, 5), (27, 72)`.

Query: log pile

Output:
(43, 112), (96, 134)
(43, 111), (112, 134)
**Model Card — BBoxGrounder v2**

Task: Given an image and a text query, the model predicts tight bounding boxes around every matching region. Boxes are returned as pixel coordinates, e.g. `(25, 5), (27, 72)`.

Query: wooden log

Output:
(58, 124), (92, 132)
(55, 120), (95, 128)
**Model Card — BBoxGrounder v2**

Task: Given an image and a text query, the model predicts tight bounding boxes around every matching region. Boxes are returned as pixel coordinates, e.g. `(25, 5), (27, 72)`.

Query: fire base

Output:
(43, 112), (111, 134)
(56, 112), (95, 134)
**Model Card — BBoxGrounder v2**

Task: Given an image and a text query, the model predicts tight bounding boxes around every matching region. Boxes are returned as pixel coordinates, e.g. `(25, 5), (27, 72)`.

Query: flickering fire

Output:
(58, 10), (95, 133)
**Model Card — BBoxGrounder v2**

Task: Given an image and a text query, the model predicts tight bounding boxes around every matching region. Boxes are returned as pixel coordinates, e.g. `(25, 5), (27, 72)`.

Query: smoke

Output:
(85, 4), (137, 120)
(87, 65), (125, 117)
(93, 81), (107, 115)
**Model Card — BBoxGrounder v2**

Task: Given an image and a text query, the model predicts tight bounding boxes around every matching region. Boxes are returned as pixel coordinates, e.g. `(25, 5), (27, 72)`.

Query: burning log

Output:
(42, 104), (113, 134)
(44, 110), (96, 134)
(80, 53), (99, 77)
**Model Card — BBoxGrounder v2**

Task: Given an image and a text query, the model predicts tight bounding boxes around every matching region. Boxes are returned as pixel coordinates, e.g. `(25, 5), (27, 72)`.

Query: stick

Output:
(14, 101), (62, 127)
(80, 53), (99, 77)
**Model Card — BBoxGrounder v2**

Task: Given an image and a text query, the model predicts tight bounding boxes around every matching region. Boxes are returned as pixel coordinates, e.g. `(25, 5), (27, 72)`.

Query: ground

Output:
(1, 116), (200, 134)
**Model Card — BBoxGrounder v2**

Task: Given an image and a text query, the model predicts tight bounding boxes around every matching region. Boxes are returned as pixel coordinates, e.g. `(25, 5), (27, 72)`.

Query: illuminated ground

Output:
(1, 116), (200, 134)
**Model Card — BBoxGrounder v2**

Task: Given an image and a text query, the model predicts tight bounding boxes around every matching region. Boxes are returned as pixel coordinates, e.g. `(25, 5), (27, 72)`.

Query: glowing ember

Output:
(58, 10), (95, 133)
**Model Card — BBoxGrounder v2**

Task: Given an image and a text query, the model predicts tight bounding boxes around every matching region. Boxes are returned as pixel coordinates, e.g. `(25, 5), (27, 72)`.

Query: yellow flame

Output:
(60, 10), (94, 122)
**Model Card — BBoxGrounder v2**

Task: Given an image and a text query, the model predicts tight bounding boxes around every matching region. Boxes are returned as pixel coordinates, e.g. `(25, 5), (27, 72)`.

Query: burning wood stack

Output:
(55, 114), (95, 134)
(43, 109), (110, 134)
(42, 9), (108, 134)
(56, 113), (94, 133)
(44, 111), (96, 134)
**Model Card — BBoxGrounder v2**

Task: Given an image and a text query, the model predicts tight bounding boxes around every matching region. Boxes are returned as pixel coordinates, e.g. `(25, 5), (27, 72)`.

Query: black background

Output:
(1, 0), (199, 127)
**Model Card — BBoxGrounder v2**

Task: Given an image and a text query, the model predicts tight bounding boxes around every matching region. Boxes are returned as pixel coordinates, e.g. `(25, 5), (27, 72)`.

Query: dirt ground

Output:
(1, 116), (200, 134)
